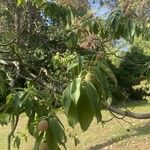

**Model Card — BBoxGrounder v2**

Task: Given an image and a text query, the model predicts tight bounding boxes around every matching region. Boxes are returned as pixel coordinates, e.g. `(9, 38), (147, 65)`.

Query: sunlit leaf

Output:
(70, 77), (82, 104)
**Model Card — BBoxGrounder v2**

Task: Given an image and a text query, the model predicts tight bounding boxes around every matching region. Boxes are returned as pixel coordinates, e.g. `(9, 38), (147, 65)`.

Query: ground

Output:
(0, 101), (150, 150)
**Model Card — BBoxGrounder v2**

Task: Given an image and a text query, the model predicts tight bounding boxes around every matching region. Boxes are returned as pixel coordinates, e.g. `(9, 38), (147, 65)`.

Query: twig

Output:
(23, 68), (62, 93)
(0, 29), (24, 47)
(109, 111), (126, 120)
(101, 117), (114, 124)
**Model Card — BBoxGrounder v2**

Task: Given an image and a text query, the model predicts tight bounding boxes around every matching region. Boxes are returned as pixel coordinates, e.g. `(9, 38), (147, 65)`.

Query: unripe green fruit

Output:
(39, 143), (49, 150)
(38, 120), (48, 132)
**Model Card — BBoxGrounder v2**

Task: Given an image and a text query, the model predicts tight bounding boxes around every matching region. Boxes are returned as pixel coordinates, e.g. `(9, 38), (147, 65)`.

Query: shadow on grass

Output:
(89, 122), (150, 150)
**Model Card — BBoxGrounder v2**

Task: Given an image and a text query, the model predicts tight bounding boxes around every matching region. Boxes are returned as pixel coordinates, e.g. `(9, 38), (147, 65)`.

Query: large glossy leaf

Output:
(95, 68), (110, 100)
(70, 77), (82, 105)
(46, 127), (58, 150)
(77, 86), (94, 131)
(84, 81), (102, 123)
(67, 101), (78, 128)
(62, 85), (72, 115)
(27, 111), (38, 138)
(48, 118), (67, 147)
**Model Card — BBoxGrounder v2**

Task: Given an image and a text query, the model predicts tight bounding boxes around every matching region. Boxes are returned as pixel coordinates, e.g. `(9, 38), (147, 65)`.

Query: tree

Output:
(0, 0), (150, 149)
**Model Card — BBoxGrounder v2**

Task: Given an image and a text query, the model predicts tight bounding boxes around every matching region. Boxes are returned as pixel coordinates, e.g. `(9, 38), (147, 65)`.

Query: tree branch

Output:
(102, 102), (150, 119)
(0, 29), (24, 47)
(23, 68), (62, 93)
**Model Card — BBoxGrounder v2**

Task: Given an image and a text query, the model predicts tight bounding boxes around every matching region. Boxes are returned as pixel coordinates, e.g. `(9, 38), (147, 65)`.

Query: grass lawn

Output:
(1, 100), (150, 150)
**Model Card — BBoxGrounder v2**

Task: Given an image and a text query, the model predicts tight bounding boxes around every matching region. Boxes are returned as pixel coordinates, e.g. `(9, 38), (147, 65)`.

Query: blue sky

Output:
(90, 1), (110, 18)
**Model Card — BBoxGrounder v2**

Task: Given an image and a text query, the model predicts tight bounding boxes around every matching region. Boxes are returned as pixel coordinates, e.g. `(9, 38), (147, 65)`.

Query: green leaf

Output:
(70, 77), (82, 105)
(84, 81), (102, 123)
(67, 101), (78, 128)
(66, 32), (78, 48)
(62, 85), (72, 115)
(95, 68), (110, 100)
(27, 111), (38, 138)
(67, 60), (78, 72)
(44, 2), (58, 18)
(11, 94), (21, 115)
(124, 23), (131, 41)
(7, 91), (29, 115)
(112, 14), (120, 34)
(0, 76), (6, 98)
(61, 8), (68, 26)
(77, 86), (94, 131)
(46, 126), (58, 150)
(66, 10), (72, 27)
(93, 22), (99, 34)
(78, 55), (84, 74)
(88, 21), (94, 33)
(106, 12), (116, 29)
(48, 118), (67, 147)
(98, 63), (117, 86)
(128, 19), (136, 37)
(0, 113), (10, 126)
